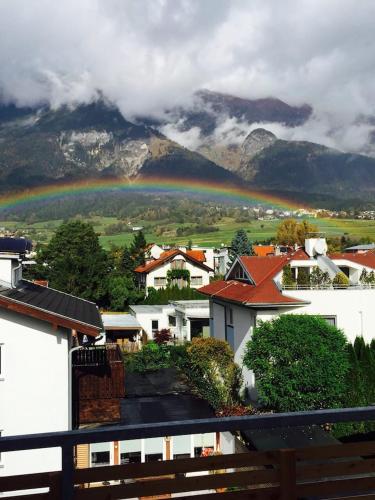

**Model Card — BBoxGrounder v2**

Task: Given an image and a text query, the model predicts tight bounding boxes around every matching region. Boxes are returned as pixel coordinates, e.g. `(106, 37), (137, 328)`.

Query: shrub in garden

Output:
(243, 315), (349, 412)
(332, 272), (349, 288)
(154, 328), (172, 345)
(123, 342), (170, 372)
(182, 338), (243, 411)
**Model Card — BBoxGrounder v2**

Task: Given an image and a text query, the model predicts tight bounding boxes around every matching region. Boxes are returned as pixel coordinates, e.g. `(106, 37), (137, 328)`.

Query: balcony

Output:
(2, 407), (375, 499)
(281, 283), (375, 290)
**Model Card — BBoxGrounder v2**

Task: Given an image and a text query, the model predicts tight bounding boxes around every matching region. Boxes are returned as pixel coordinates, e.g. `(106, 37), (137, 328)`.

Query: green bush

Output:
(243, 315), (349, 412)
(123, 342), (171, 372)
(332, 272), (350, 288)
(309, 267), (331, 287)
(179, 338), (243, 411)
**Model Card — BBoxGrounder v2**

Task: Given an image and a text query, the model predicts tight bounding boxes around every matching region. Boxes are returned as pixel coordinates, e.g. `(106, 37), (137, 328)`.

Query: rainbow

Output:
(0, 177), (306, 212)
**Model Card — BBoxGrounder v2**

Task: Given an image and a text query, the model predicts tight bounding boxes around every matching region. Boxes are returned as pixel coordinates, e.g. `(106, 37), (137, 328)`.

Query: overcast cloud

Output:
(1, 0), (375, 151)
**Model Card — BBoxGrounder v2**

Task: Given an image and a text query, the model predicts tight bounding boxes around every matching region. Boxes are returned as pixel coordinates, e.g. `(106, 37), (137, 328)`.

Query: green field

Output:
(2, 216), (375, 249)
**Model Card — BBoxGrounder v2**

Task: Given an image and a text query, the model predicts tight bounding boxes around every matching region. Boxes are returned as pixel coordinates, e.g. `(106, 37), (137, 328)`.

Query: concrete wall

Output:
(0, 309), (69, 477)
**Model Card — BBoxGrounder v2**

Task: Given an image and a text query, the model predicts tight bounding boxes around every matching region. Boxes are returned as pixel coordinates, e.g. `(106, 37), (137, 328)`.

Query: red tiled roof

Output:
(239, 255), (289, 285)
(252, 245), (275, 257)
(199, 279), (305, 306)
(290, 248), (310, 261)
(329, 251), (375, 269)
(135, 249), (212, 273)
(186, 250), (206, 262)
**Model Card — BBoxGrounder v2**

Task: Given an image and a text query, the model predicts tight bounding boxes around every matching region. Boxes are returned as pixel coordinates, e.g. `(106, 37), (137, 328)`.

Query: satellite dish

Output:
(315, 239), (327, 255)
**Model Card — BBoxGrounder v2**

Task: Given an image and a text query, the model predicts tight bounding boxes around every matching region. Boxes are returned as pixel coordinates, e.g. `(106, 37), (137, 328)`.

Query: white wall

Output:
(132, 307), (174, 340)
(146, 257), (212, 291)
(280, 288), (375, 344)
(0, 309), (69, 477)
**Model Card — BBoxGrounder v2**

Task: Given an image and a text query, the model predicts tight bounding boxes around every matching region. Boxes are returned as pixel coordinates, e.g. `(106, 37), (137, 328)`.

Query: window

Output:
(154, 277), (166, 287)
(234, 266), (245, 280)
(91, 442), (111, 467)
(121, 452), (141, 464)
(171, 259), (186, 270)
(120, 439), (141, 464)
(168, 315), (176, 327)
(173, 435), (191, 460)
(191, 276), (203, 286)
(0, 430), (2, 463)
(0, 344), (2, 377)
(152, 320), (159, 332)
(322, 316), (337, 327)
(145, 453), (163, 462)
(91, 451), (110, 466)
(227, 307), (233, 326)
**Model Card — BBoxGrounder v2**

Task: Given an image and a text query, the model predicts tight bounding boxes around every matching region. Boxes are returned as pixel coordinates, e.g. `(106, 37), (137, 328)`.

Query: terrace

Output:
(2, 407), (375, 499)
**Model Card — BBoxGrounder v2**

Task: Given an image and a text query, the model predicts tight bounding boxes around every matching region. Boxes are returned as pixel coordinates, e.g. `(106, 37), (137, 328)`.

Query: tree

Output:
(243, 315), (349, 412)
(32, 221), (109, 302)
(276, 218), (318, 246)
(105, 275), (142, 311)
(309, 267), (331, 287)
(296, 268), (310, 286)
(282, 264), (295, 287)
(120, 245), (135, 275)
(229, 228), (253, 265)
(130, 231), (147, 267)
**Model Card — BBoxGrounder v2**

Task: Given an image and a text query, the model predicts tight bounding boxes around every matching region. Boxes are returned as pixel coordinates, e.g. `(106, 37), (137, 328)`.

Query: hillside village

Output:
(2, 219), (375, 497)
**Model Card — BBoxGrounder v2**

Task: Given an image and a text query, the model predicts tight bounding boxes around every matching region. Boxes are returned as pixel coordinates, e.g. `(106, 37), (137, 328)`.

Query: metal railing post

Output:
(61, 442), (75, 500)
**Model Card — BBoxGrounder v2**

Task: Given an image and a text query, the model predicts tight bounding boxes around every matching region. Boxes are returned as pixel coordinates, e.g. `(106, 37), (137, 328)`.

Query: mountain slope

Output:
(241, 129), (375, 199)
(0, 101), (239, 191)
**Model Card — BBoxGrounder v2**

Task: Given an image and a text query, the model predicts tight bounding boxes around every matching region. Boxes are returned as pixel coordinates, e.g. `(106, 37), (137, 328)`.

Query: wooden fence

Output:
(3, 407), (375, 499)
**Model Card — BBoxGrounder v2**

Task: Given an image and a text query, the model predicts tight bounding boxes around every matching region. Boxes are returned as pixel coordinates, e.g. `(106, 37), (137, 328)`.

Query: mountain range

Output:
(0, 91), (375, 208)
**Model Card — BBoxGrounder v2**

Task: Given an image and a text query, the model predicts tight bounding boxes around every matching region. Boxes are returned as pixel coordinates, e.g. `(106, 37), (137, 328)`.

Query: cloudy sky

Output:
(1, 0), (374, 150)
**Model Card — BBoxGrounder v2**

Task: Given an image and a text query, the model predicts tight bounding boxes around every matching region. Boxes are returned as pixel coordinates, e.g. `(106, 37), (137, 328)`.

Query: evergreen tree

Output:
(31, 220), (108, 303)
(121, 245), (135, 276)
(130, 230), (147, 267)
(354, 336), (366, 360)
(296, 268), (310, 286)
(229, 229), (253, 265)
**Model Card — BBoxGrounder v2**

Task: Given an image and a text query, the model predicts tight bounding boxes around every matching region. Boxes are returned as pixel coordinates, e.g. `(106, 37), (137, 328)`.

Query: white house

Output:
(199, 236), (375, 393)
(129, 300), (210, 342)
(145, 244), (230, 275)
(135, 249), (213, 293)
(0, 238), (103, 480)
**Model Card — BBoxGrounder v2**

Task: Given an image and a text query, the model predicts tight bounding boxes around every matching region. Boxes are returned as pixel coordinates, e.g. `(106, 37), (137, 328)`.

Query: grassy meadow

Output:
(2, 215), (375, 249)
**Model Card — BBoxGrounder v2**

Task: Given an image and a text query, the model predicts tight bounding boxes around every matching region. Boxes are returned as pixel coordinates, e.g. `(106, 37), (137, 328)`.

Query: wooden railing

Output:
(3, 407), (375, 499)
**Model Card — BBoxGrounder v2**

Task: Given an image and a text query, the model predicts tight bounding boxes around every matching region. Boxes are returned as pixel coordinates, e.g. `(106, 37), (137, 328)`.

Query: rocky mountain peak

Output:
(241, 128), (277, 161)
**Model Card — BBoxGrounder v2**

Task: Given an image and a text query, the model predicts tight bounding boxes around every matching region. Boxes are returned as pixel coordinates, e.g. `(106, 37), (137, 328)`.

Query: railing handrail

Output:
(282, 283), (375, 290)
(2, 406), (375, 453)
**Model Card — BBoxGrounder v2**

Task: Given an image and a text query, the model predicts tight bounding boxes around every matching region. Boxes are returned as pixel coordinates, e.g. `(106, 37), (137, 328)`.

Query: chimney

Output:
(0, 237), (32, 288)
(304, 233), (327, 258)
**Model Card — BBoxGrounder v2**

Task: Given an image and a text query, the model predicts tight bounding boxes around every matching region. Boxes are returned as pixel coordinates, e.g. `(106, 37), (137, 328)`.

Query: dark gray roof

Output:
(242, 425), (340, 451)
(0, 280), (103, 331)
(121, 394), (215, 425)
(0, 237), (32, 254)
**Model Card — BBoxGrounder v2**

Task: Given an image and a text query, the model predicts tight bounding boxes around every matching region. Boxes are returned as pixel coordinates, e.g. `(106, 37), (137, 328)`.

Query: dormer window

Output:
(235, 266), (246, 280)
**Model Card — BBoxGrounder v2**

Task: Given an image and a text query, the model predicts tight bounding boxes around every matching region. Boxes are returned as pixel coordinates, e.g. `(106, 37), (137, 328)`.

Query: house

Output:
(134, 249), (213, 293)
(130, 300), (210, 342)
(76, 367), (233, 471)
(145, 243), (230, 275)
(102, 313), (143, 348)
(199, 236), (375, 393)
(0, 237), (103, 478)
(345, 243), (375, 253)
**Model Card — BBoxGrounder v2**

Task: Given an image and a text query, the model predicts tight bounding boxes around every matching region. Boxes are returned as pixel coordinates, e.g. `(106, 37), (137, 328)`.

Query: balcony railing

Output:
(72, 344), (123, 367)
(3, 407), (375, 498)
(281, 283), (375, 290)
